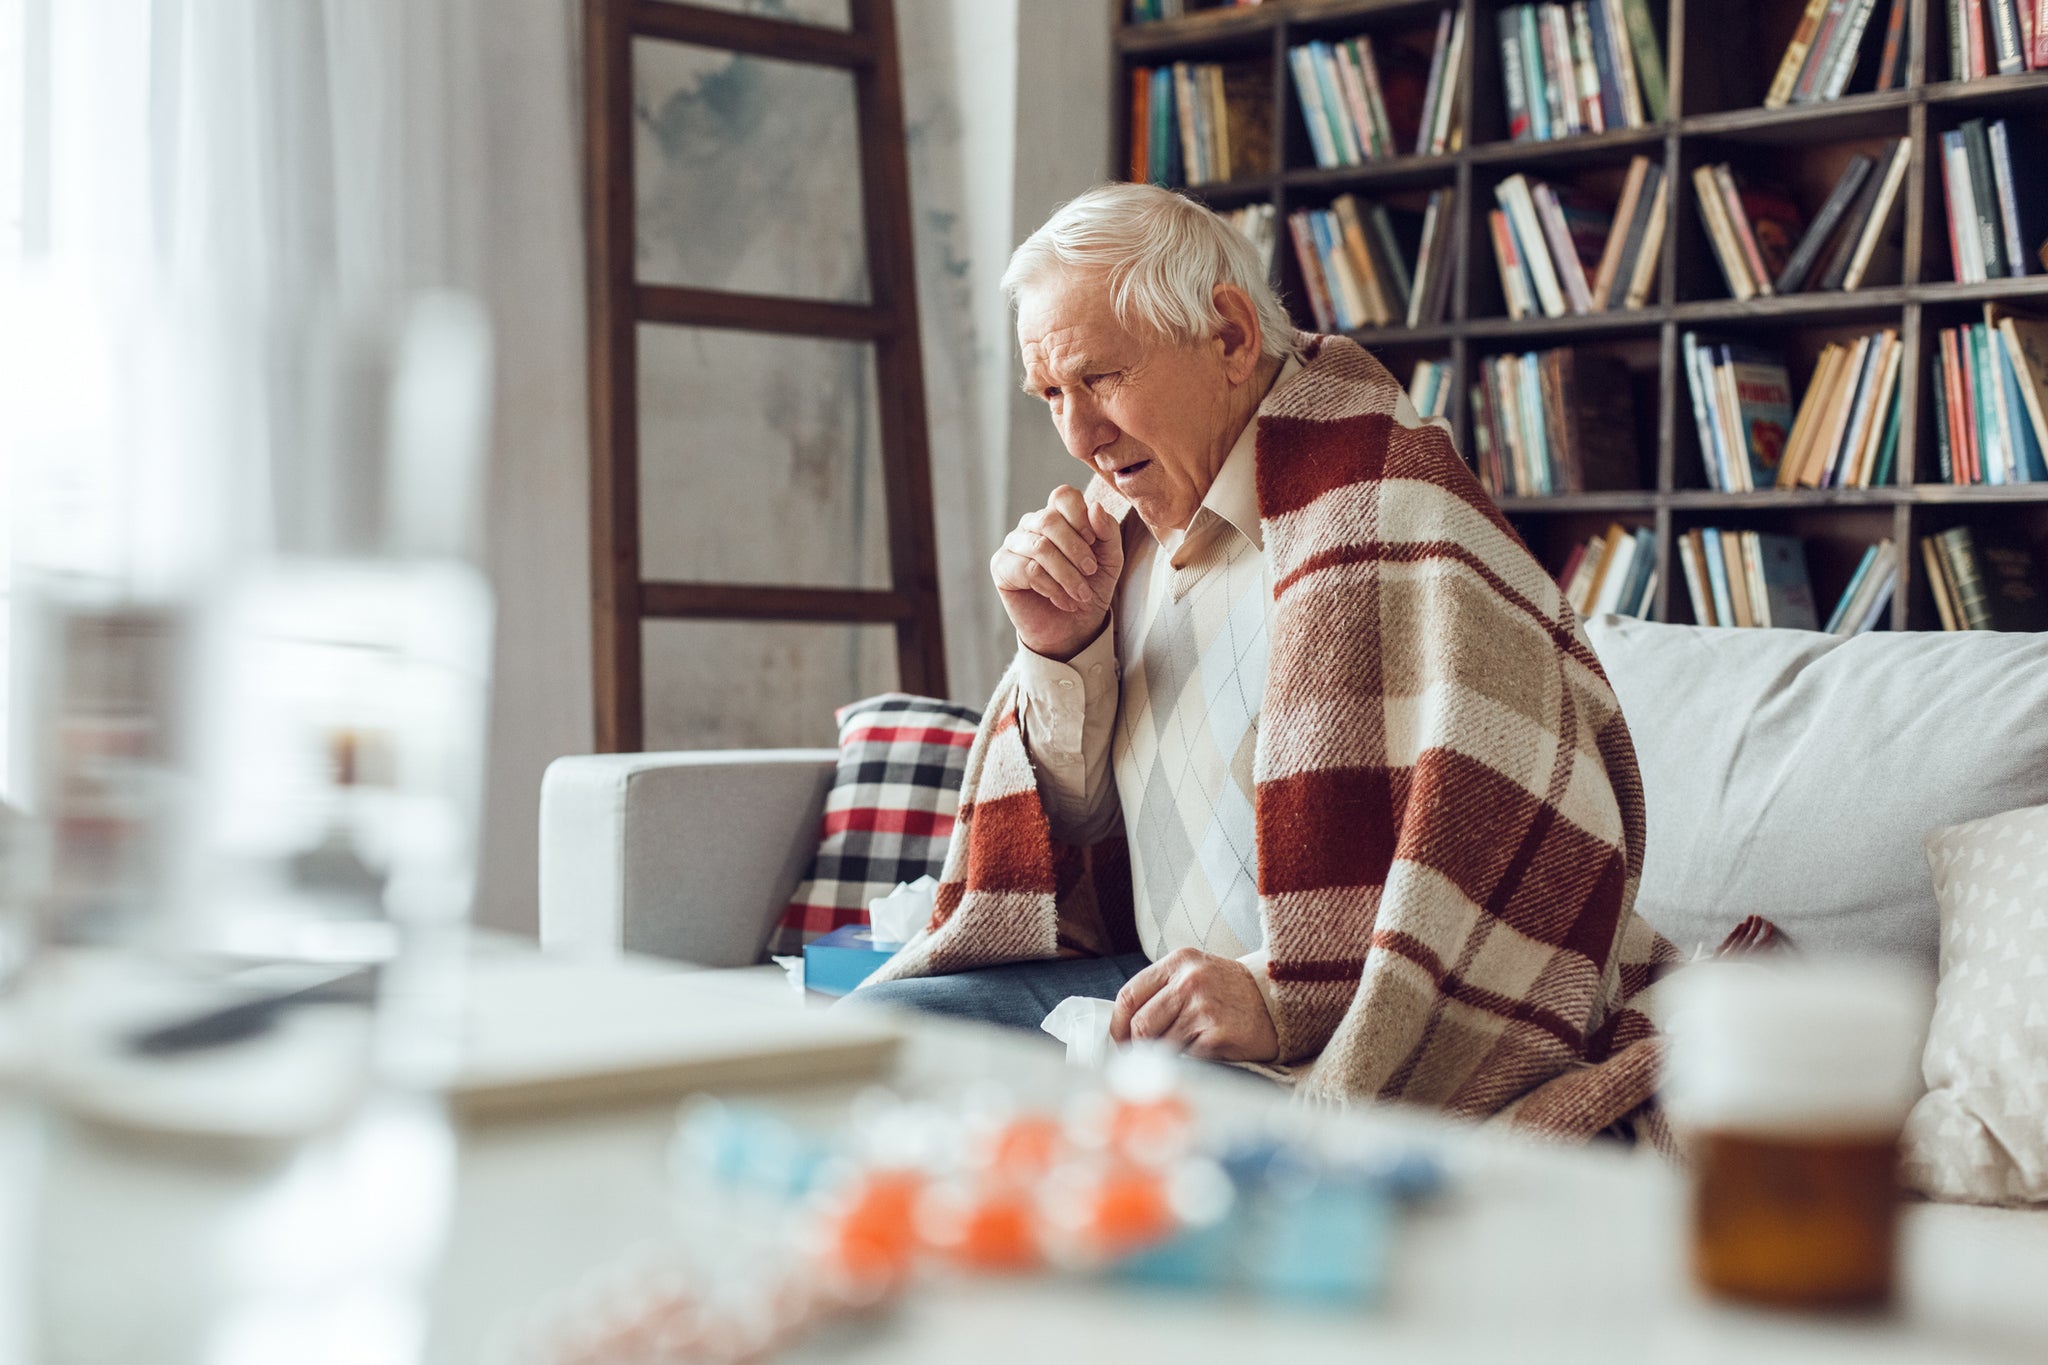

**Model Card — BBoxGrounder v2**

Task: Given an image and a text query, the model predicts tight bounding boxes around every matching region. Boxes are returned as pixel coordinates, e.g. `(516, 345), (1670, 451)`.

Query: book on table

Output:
(451, 952), (901, 1121)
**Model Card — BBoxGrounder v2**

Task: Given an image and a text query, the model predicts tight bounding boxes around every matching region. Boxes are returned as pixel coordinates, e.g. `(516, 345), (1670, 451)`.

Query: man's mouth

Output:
(1112, 460), (1151, 479)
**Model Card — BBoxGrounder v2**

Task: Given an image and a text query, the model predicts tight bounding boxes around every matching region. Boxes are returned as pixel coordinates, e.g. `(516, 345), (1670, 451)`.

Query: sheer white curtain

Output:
(1, 0), (486, 807)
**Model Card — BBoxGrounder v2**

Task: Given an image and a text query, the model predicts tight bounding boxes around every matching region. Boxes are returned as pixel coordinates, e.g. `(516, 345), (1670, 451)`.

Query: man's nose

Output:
(1058, 394), (1117, 465)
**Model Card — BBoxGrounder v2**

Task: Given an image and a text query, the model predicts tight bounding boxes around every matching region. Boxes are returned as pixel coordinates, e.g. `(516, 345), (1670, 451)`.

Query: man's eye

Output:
(1083, 372), (1114, 388)
(1042, 387), (1062, 402)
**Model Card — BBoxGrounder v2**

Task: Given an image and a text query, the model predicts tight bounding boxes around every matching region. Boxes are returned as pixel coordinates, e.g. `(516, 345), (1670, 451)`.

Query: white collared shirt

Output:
(1014, 357), (1300, 1009)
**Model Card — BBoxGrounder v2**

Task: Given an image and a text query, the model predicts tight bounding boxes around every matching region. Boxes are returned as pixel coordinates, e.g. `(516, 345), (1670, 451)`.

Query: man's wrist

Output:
(1025, 611), (1110, 664)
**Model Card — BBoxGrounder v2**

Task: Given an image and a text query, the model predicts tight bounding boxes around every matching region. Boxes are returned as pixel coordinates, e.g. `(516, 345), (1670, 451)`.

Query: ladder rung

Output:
(636, 285), (896, 341)
(625, 1), (876, 68)
(638, 583), (915, 624)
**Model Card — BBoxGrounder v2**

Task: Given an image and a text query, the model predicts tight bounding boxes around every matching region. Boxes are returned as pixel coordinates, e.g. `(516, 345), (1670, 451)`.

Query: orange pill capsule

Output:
(829, 1170), (924, 1288)
(1085, 1162), (1174, 1257)
(952, 1185), (1043, 1273)
(986, 1115), (1064, 1178)
(1106, 1096), (1192, 1161)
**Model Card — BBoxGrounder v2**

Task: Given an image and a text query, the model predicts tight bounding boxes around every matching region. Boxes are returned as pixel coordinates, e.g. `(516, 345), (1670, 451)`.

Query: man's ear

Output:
(1211, 283), (1264, 385)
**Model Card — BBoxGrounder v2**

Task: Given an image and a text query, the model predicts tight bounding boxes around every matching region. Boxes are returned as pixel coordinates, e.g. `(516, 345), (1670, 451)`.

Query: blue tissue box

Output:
(802, 924), (903, 997)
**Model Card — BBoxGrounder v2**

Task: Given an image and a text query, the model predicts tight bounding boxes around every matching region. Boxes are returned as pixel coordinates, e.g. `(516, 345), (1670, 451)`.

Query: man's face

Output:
(1017, 272), (1243, 538)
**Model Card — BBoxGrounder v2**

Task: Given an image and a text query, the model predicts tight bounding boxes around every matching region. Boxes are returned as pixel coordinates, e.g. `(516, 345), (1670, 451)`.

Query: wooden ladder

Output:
(582, 0), (948, 752)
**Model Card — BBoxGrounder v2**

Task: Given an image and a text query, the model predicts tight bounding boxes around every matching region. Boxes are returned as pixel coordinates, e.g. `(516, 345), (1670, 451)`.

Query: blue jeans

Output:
(847, 953), (1151, 1033)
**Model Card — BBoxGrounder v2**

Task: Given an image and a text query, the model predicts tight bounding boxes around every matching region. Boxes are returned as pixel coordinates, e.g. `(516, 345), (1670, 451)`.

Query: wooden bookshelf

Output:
(1113, 0), (2048, 630)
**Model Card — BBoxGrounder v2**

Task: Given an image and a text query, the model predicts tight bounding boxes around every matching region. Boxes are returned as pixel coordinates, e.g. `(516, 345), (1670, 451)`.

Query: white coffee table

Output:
(8, 959), (2048, 1364)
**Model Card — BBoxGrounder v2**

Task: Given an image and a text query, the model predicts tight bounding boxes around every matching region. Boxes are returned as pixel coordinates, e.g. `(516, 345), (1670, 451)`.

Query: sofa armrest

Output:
(539, 749), (836, 967)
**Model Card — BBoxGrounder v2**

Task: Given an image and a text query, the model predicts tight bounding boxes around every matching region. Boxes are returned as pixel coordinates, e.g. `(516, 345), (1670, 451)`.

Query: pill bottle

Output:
(1661, 961), (1926, 1310)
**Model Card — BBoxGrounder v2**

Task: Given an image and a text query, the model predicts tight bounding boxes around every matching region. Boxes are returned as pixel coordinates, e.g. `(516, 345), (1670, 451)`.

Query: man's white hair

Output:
(1000, 183), (1300, 361)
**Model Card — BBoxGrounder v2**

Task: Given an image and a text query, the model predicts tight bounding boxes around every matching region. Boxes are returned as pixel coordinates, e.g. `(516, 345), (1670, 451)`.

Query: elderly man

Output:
(857, 183), (1676, 1138)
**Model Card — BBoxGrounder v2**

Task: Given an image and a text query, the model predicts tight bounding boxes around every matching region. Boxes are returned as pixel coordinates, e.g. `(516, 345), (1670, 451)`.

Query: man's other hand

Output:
(1110, 948), (1279, 1064)
(991, 486), (1125, 661)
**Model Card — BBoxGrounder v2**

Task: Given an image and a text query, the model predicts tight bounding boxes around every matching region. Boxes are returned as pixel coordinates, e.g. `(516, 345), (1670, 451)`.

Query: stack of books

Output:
(1683, 330), (1904, 492)
(1289, 14), (1465, 167)
(1222, 203), (1277, 270)
(1942, 0), (2048, 78)
(1469, 347), (1639, 497)
(1407, 359), (1455, 421)
(1930, 305), (2048, 486)
(1489, 159), (1666, 318)
(1922, 525), (2048, 631)
(1497, 1), (1667, 143)
(1561, 524), (1658, 620)
(1128, 62), (1272, 188)
(1128, 0), (1264, 23)
(1764, 0), (1908, 105)
(1287, 190), (1456, 332)
(1693, 145), (1910, 300)
(1938, 117), (2047, 284)
(1674, 529), (1824, 630)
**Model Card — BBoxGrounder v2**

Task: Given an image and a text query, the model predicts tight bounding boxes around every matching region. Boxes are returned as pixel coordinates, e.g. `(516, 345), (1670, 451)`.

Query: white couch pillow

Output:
(1902, 802), (2048, 1204)
(1582, 618), (2048, 972)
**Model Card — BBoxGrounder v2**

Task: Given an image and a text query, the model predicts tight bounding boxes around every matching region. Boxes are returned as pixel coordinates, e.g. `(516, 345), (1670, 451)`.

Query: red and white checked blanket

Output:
(866, 335), (1682, 1141)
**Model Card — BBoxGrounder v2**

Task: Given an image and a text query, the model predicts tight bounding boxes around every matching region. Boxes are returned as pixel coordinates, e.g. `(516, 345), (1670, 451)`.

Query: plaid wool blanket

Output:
(865, 335), (1682, 1142)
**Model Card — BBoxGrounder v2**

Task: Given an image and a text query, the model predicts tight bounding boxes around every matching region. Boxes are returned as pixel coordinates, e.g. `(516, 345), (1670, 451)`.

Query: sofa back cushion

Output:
(769, 693), (982, 955)
(1583, 617), (2048, 973)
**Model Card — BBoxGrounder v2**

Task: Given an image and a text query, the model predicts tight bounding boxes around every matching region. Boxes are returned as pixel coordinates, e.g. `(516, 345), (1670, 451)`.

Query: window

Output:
(0, 0), (23, 804)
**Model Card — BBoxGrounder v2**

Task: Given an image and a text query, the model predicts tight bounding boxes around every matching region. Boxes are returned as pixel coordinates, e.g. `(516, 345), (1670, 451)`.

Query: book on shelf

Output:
(1407, 359), (1455, 422)
(1222, 203), (1277, 272)
(1818, 538), (1897, 634)
(1561, 523), (1658, 620)
(1676, 529), (1823, 631)
(1129, 60), (1272, 189)
(1680, 335), (1793, 492)
(1922, 525), (2048, 631)
(1942, 0), (2048, 79)
(1287, 189), (1455, 332)
(1765, 0), (1905, 106)
(1288, 17), (1462, 170)
(1805, 329), (1903, 489)
(1491, 158), (1662, 318)
(1684, 328), (1904, 492)
(1932, 307), (2048, 486)
(1939, 117), (2047, 284)
(1499, 1), (1664, 143)
(1469, 347), (1639, 497)
(1696, 142), (1907, 298)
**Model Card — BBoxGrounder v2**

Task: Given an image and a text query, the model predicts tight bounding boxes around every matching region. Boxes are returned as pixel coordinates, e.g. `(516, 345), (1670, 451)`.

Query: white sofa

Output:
(536, 619), (2048, 1275)
(539, 619), (2048, 977)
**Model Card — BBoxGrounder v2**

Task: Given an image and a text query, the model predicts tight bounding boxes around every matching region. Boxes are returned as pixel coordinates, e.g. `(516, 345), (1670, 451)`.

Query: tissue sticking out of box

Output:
(1041, 996), (1117, 1068)
(867, 876), (938, 947)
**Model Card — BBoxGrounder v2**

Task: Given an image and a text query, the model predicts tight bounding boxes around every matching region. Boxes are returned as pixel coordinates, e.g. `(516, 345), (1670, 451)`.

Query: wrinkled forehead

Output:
(1016, 269), (1121, 341)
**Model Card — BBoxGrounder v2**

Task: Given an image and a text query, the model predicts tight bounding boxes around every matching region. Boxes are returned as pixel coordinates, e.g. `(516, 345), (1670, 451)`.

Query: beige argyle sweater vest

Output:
(864, 335), (1681, 1141)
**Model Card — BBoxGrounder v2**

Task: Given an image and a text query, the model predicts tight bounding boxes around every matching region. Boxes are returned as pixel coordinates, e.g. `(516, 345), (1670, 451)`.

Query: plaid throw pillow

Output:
(768, 693), (982, 956)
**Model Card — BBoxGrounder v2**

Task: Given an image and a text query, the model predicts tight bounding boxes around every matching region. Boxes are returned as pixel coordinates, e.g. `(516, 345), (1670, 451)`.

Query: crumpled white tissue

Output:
(1040, 996), (1117, 1068)
(771, 955), (804, 994)
(866, 875), (938, 946)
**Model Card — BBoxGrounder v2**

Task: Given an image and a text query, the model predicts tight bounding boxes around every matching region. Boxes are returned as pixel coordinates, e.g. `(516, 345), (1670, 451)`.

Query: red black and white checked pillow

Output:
(768, 693), (983, 956)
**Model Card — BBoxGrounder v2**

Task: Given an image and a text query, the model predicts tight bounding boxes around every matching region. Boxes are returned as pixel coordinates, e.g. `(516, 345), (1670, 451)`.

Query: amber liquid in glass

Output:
(1690, 1129), (1899, 1310)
